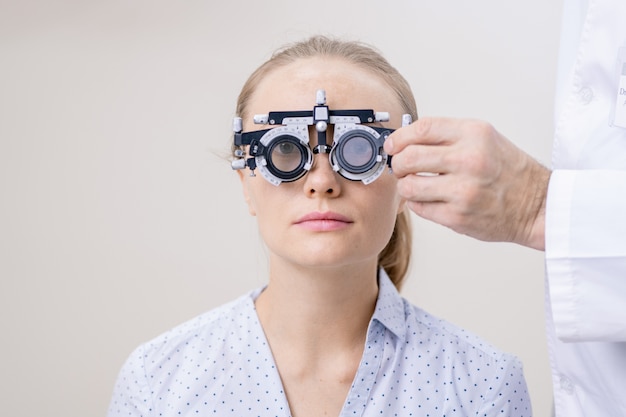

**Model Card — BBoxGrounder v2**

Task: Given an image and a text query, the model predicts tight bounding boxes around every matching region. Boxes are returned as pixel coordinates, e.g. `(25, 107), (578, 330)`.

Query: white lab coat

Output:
(547, 0), (626, 415)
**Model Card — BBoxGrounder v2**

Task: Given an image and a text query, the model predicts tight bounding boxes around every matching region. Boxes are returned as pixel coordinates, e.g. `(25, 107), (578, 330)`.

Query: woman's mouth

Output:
(294, 211), (353, 232)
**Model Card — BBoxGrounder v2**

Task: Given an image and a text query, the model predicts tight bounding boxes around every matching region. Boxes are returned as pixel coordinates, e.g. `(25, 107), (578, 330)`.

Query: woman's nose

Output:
(302, 153), (342, 197)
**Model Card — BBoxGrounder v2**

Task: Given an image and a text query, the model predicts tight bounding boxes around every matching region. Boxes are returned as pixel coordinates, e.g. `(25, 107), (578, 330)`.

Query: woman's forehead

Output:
(248, 57), (399, 114)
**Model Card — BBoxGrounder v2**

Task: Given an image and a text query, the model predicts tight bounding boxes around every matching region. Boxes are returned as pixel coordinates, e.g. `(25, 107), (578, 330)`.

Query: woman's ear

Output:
(237, 170), (257, 216)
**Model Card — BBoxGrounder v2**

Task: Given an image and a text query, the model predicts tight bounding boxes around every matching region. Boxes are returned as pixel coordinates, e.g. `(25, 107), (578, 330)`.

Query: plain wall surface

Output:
(0, 0), (561, 415)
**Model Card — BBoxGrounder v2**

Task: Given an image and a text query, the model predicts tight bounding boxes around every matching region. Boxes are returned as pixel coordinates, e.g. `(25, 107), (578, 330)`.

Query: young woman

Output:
(108, 36), (531, 417)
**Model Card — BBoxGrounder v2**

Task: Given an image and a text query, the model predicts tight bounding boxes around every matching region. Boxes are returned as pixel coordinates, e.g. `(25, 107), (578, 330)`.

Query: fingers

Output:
(384, 117), (464, 155)
(385, 117), (487, 178)
(405, 200), (457, 229)
(389, 143), (449, 177)
(400, 183), (479, 239)
(395, 169), (485, 210)
(386, 117), (505, 180)
(396, 172), (459, 204)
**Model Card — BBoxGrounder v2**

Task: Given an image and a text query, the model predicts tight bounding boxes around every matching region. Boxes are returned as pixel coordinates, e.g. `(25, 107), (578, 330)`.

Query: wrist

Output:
(520, 165), (549, 251)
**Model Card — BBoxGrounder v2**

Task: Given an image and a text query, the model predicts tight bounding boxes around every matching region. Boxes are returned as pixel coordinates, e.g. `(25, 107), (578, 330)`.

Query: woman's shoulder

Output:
(133, 289), (261, 361)
(401, 298), (522, 366)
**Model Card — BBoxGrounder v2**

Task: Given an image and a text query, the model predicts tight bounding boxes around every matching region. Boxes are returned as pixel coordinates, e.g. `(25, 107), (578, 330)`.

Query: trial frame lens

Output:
(266, 135), (311, 179)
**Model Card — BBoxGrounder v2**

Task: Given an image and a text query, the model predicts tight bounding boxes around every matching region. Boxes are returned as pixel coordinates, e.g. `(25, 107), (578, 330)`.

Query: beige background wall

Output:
(0, 0), (562, 415)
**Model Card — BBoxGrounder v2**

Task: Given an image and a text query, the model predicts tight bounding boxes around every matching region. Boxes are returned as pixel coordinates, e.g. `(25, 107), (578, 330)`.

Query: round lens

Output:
(269, 137), (305, 173)
(342, 136), (375, 168)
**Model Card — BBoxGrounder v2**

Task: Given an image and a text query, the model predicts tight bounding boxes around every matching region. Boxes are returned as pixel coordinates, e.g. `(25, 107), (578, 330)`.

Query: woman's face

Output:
(239, 56), (406, 272)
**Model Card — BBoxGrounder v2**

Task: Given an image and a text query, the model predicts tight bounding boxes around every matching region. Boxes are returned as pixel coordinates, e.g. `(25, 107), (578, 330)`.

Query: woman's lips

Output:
(294, 211), (353, 231)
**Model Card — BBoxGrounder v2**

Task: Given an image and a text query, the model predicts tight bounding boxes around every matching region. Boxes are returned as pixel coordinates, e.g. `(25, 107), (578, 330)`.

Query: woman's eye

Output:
(343, 136), (374, 167)
(271, 140), (303, 173)
(276, 142), (296, 155)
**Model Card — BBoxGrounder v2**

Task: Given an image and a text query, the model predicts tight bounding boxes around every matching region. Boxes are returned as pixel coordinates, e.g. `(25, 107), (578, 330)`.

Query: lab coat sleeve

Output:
(546, 169), (626, 342)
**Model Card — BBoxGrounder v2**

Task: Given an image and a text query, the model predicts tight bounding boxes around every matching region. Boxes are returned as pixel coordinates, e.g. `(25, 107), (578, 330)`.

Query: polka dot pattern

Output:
(108, 271), (531, 416)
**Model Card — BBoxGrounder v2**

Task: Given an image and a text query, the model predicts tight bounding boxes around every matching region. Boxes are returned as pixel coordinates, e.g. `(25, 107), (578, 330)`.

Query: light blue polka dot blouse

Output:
(108, 270), (531, 416)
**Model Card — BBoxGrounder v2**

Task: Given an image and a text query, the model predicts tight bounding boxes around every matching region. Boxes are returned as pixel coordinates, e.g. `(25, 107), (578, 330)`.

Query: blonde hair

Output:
(234, 35), (416, 289)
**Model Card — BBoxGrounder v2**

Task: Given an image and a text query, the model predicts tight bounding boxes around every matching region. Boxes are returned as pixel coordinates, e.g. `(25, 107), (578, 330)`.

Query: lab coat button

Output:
(560, 375), (575, 395)
(578, 86), (594, 104)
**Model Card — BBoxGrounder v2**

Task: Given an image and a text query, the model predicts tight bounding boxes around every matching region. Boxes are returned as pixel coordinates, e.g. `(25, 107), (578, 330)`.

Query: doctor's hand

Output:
(384, 117), (550, 251)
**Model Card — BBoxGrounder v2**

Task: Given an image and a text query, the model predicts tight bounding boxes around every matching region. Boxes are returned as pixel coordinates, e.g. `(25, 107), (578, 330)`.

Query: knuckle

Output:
(413, 117), (433, 138)
(461, 186), (481, 208)
(464, 119), (496, 143)
(458, 121), (497, 173)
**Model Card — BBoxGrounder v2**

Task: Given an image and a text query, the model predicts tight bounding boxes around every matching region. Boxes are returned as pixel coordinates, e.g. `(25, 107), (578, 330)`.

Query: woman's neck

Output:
(254, 258), (380, 417)
(255, 258), (379, 352)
